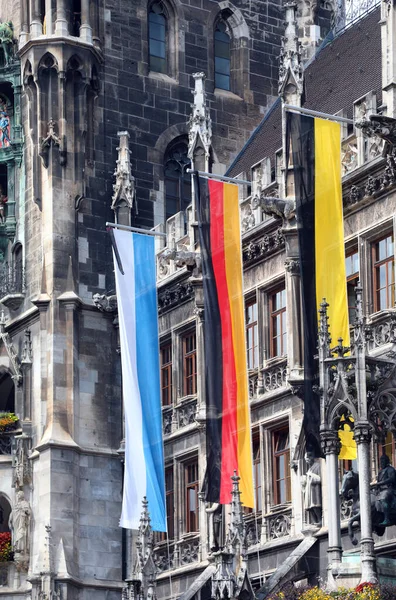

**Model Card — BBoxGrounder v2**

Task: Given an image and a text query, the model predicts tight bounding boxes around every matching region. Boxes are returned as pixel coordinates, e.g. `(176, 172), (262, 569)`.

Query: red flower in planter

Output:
(355, 582), (375, 593)
(0, 531), (12, 562)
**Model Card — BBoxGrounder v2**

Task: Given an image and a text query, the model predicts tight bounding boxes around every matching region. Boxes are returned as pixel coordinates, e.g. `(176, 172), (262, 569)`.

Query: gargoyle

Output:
(251, 194), (296, 223)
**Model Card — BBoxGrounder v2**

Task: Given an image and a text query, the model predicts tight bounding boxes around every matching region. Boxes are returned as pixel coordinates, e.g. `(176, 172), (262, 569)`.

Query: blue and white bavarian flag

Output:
(113, 228), (166, 531)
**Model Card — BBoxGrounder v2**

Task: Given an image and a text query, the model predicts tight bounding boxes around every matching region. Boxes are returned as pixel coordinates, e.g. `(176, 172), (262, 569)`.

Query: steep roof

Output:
(227, 7), (382, 177)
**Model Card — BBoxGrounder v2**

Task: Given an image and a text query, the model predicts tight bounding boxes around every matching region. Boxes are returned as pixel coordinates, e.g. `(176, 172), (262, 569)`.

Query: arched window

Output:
(164, 139), (191, 221)
(214, 20), (231, 91)
(0, 373), (15, 413)
(149, 2), (167, 74)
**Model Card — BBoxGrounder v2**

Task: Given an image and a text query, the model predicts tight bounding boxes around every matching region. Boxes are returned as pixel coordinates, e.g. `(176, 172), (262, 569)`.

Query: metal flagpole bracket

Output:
(283, 104), (354, 125)
(106, 222), (167, 237)
(186, 168), (251, 186)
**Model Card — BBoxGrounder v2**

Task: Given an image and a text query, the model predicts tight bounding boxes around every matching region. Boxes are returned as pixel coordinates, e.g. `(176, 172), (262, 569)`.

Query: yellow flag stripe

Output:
(314, 118), (350, 347)
(223, 182), (254, 508)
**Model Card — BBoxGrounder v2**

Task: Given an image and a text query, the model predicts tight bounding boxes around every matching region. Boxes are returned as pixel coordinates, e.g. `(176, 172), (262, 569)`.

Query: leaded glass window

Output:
(214, 21), (231, 91)
(149, 2), (167, 74)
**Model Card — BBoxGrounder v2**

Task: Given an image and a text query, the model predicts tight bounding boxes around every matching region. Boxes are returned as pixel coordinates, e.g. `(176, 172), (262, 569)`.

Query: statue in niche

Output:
(9, 490), (31, 556)
(0, 184), (7, 224)
(206, 503), (223, 552)
(0, 22), (14, 67)
(0, 103), (11, 148)
(301, 451), (322, 526)
(374, 453), (396, 526)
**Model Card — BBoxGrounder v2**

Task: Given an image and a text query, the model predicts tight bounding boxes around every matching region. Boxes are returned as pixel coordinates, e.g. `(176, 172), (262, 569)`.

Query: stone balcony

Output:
(248, 358), (288, 400)
(0, 262), (25, 310)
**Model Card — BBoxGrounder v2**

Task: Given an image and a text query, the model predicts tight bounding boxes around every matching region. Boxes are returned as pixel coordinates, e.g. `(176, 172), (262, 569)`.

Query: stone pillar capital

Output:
(354, 421), (372, 445)
(320, 429), (341, 456)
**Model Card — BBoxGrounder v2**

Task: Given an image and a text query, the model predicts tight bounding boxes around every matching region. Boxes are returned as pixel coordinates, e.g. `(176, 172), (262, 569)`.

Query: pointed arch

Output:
(209, 2), (250, 97)
(147, 0), (178, 78)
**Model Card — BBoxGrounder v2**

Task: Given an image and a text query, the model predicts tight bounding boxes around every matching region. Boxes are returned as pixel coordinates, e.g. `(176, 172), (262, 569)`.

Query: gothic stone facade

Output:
(0, 1), (391, 600)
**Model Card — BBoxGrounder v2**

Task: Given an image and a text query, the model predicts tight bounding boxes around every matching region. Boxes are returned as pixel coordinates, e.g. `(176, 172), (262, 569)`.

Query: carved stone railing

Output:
(162, 398), (198, 436)
(340, 495), (354, 521)
(153, 535), (200, 571)
(156, 206), (195, 282)
(365, 309), (396, 352)
(264, 508), (292, 541)
(153, 541), (174, 572)
(244, 513), (262, 547)
(341, 135), (358, 176)
(177, 535), (200, 566)
(262, 359), (287, 394)
(248, 369), (259, 399)
(240, 182), (280, 233)
(249, 360), (288, 399)
(0, 429), (20, 456)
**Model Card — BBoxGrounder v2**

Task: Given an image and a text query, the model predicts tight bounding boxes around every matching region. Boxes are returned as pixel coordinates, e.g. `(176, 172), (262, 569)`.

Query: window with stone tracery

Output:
(164, 138), (192, 221)
(149, 1), (167, 74)
(214, 20), (231, 91)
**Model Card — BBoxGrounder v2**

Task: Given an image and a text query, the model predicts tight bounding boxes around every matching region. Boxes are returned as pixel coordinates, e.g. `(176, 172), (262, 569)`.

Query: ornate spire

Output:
(112, 131), (136, 224)
(225, 472), (246, 553)
(188, 73), (212, 171)
(278, 2), (303, 104)
(127, 498), (157, 600)
(318, 299), (331, 359)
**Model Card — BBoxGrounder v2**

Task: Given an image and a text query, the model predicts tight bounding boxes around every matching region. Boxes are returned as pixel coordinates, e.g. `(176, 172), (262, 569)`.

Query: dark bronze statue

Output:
(341, 455), (396, 545)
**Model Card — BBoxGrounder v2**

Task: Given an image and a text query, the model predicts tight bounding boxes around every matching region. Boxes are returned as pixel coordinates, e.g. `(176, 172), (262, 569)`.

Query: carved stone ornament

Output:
(320, 429), (341, 455)
(187, 73), (212, 163)
(0, 310), (22, 384)
(352, 421), (372, 445)
(39, 120), (67, 168)
(111, 131), (136, 214)
(93, 292), (118, 313)
(356, 114), (396, 154)
(284, 257), (299, 274)
(278, 2), (303, 99)
(252, 194), (295, 223)
(243, 228), (285, 266)
(158, 247), (201, 277)
(158, 281), (194, 313)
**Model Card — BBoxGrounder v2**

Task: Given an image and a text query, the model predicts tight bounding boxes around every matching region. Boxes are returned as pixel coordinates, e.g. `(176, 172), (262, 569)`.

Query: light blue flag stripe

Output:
(133, 233), (166, 532)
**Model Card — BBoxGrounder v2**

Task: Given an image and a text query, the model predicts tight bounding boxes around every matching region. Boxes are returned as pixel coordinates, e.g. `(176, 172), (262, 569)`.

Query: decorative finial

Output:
(278, 2), (303, 102)
(187, 72), (212, 170)
(318, 299), (331, 357)
(112, 131), (136, 222)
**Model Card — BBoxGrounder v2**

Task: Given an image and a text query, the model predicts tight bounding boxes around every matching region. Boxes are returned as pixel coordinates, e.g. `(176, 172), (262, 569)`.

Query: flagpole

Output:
(106, 221), (167, 237)
(283, 104), (354, 125)
(186, 169), (250, 185)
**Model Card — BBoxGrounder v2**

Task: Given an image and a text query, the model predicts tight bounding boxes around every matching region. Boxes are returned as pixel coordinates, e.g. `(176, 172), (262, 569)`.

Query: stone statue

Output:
(206, 503), (223, 552)
(0, 184), (7, 224)
(374, 454), (396, 526)
(301, 451), (322, 525)
(0, 21), (14, 66)
(0, 109), (10, 147)
(9, 490), (31, 556)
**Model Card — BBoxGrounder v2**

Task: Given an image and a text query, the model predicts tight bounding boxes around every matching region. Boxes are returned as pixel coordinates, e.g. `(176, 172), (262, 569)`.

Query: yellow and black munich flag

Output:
(287, 112), (350, 455)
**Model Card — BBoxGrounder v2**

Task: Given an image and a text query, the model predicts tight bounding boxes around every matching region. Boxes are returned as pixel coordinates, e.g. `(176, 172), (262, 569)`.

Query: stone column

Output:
(20, 0), (29, 45)
(354, 422), (377, 584)
(30, 0), (43, 38)
(45, 0), (54, 35)
(55, 0), (69, 36)
(321, 429), (342, 569)
(80, 0), (93, 43)
(284, 256), (302, 377)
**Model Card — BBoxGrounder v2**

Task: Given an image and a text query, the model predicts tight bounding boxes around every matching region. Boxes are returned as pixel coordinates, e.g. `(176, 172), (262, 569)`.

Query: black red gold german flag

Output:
(195, 175), (254, 508)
